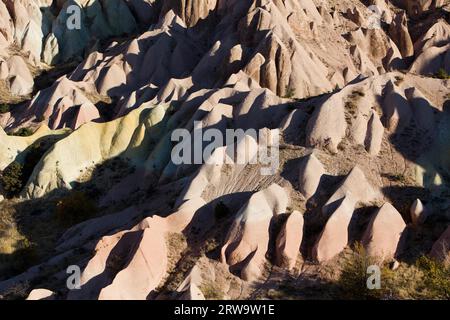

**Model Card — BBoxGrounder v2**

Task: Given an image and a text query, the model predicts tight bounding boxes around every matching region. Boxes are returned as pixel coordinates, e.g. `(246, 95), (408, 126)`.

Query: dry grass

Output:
(0, 45), (42, 106)
(0, 200), (28, 255)
(83, 90), (112, 105)
(344, 90), (364, 126)
(166, 233), (188, 269)
(0, 281), (30, 300)
(200, 280), (225, 300)
(0, 200), (37, 278)
(155, 232), (188, 293)
(394, 75), (404, 86)
(0, 80), (30, 105)
(335, 244), (450, 300)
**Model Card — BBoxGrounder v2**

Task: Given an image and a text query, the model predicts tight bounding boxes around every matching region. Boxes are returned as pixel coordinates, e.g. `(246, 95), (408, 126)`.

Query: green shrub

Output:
(436, 68), (450, 80)
(284, 86), (296, 99)
(200, 281), (225, 300)
(336, 243), (389, 299)
(11, 127), (34, 137)
(337, 244), (450, 300)
(0, 142), (50, 198)
(0, 162), (24, 198)
(55, 192), (97, 227)
(35, 115), (46, 122)
(416, 256), (450, 299)
(0, 103), (10, 114)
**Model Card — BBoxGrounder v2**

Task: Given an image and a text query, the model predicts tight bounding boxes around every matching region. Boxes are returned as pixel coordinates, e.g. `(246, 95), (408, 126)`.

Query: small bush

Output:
(336, 243), (389, 299)
(390, 173), (406, 183)
(200, 281), (225, 300)
(0, 142), (50, 198)
(395, 76), (404, 86)
(416, 256), (450, 299)
(336, 244), (450, 300)
(55, 192), (97, 227)
(435, 68), (450, 80)
(11, 127), (34, 137)
(35, 115), (46, 122)
(351, 90), (365, 98)
(0, 162), (24, 198)
(0, 103), (10, 114)
(284, 86), (296, 99)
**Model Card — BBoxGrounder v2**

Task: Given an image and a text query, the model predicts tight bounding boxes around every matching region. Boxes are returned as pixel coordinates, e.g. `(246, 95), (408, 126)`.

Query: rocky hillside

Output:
(0, 0), (449, 300)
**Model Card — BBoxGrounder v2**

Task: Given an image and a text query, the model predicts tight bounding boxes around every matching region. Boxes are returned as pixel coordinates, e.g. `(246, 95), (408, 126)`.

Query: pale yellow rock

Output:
(0, 125), (69, 171)
(24, 105), (167, 198)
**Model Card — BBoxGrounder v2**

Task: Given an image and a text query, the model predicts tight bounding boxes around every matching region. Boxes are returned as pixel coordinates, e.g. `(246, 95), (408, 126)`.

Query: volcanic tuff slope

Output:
(0, 0), (449, 300)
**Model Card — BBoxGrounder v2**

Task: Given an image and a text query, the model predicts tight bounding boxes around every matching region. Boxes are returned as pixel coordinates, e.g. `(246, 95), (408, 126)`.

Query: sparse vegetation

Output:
(0, 162), (24, 198)
(350, 90), (365, 98)
(284, 86), (296, 99)
(200, 280), (225, 300)
(435, 68), (450, 80)
(344, 101), (358, 123)
(202, 238), (220, 255)
(0, 141), (53, 198)
(35, 115), (46, 123)
(334, 84), (340, 92)
(0, 201), (38, 278)
(0, 201), (26, 255)
(10, 127), (34, 137)
(335, 244), (450, 300)
(389, 173), (407, 183)
(336, 243), (389, 299)
(394, 76), (404, 86)
(416, 256), (450, 299)
(344, 90), (365, 126)
(0, 281), (30, 300)
(265, 277), (303, 300)
(155, 233), (188, 294)
(337, 140), (347, 151)
(0, 103), (10, 114)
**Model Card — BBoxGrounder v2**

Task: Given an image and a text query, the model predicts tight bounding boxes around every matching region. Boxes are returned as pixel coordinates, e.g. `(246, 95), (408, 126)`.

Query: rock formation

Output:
(362, 203), (406, 259)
